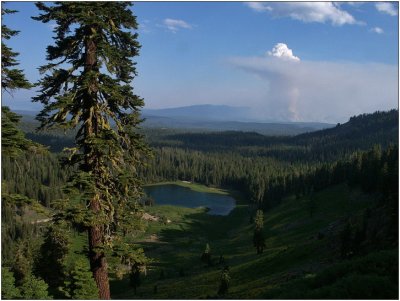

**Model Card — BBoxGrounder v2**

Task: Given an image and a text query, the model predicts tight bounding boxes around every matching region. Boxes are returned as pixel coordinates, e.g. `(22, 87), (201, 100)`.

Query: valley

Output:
(110, 183), (395, 299)
(2, 109), (398, 299)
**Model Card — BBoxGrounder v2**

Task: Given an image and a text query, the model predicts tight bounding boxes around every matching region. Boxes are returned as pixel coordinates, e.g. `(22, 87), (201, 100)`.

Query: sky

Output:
(1, 1), (399, 123)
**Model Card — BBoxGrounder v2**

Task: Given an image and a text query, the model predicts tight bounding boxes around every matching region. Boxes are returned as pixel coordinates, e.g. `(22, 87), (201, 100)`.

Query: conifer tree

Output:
(1, 8), (31, 91)
(19, 273), (51, 300)
(12, 240), (34, 285)
(201, 243), (212, 266)
(35, 224), (70, 297)
(33, 2), (149, 298)
(1, 267), (21, 299)
(1, 7), (38, 157)
(130, 263), (141, 295)
(217, 266), (230, 296)
(2, 107), (33, 157)
(253, 210), (266, 254)
(63, 259), (99, 299)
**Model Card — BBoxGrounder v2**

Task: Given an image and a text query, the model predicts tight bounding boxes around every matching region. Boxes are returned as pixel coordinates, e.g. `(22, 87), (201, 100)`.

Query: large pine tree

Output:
(1, 7), (36, 157)
(33, 2), (149, 298)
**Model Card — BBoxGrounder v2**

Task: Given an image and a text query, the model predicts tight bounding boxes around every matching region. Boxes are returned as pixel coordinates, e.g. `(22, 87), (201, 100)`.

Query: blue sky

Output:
(2, 1), (399, 122)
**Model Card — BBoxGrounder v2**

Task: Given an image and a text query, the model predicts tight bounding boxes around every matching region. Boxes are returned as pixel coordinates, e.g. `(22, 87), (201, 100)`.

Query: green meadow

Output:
(145, 181), (230, 195)
(88, 181), (397, 299)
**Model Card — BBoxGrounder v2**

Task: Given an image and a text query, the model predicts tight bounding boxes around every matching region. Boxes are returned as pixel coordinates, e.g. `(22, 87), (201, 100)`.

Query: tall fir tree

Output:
(1, 267), (21, 299)
(201, 243), (212, 266)
(35, 224), (70, 297)
(63, 259), (99, 299)
(33, 2), (150, 298)
(19, 273), (51, 300)
(253, 210), (266, 254)
(1, 7), (38, 157)
(217, 266), (230, 296)
(1, 8), (31, 91)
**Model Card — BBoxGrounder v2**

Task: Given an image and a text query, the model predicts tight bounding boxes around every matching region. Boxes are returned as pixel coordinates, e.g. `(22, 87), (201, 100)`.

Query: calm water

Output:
(144, 184), (236, 216)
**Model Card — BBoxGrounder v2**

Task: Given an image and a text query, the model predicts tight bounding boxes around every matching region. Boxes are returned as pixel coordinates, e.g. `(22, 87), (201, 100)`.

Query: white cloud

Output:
(375, 2), (398, 16)
(267, 43), (300, 61)
(163, 18), (192, 33)
(228, 50), (397, 122)
(370, 26), (384, 34)
(246, 2), (359, 26)
(246, 2), (272, 12)
(345, 2), (365, 7)
(138, 19), (151, 34)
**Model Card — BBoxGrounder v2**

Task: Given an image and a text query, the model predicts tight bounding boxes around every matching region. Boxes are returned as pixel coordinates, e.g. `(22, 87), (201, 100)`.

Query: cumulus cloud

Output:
(163, 18), (192, 33)
(246, 2), (359, 26)
(370, 26), (384, 34)
(375, 2), (398, 16)
(267, 43), (300, 61)
(228, 45), (397, 122)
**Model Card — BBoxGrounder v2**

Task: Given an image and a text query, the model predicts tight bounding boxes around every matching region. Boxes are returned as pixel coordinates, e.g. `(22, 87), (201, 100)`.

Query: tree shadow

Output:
(110, 195), (251, 299)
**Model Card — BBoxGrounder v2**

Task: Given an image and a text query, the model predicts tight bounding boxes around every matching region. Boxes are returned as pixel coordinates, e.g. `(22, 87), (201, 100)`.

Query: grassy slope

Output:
(145, 181), (230, 195)
(109, 182), (396, 299)
(65, 182), (234, 278)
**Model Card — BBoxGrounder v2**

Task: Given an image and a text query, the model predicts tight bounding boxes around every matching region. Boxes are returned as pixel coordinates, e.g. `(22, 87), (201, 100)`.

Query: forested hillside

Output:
(2, 108), (398, 298)
(149, 109), (398, 160)
(6, 109), (398, 209)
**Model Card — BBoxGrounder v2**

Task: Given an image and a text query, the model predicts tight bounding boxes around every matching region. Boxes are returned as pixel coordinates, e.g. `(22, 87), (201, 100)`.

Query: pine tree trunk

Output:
(88, 201), (110, 299)
(85, 26), (111, 300)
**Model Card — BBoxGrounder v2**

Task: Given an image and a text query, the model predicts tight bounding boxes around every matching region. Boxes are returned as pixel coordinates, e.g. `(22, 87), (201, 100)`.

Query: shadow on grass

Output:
(110, 191), (252, 299)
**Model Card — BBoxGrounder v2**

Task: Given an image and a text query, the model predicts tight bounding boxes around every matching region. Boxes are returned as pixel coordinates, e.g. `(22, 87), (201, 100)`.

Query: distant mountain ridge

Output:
(15, 109), (398, 155)
(16, 105), (333, 136)
(143, 104), (254, 122)
(156, 109), (398, 162)
(143, 104), (328, 124)
(142, 104), (333, 135)
(141, 115), (332, 136)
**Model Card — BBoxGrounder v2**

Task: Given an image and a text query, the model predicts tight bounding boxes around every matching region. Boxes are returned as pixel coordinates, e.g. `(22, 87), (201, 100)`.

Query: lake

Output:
(144, 184), (236, 216)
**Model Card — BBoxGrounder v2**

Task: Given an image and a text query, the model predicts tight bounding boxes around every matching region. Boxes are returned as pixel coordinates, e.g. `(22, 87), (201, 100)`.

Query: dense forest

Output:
(5, 109), (398, 209)
(1, 2), (398, 300)
(2, 108), (399, 298)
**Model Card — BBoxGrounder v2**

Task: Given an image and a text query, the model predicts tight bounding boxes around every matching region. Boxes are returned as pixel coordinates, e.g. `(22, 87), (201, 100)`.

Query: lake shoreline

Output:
(144, 180), (230, 195)
(144, 181), (237, 216)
